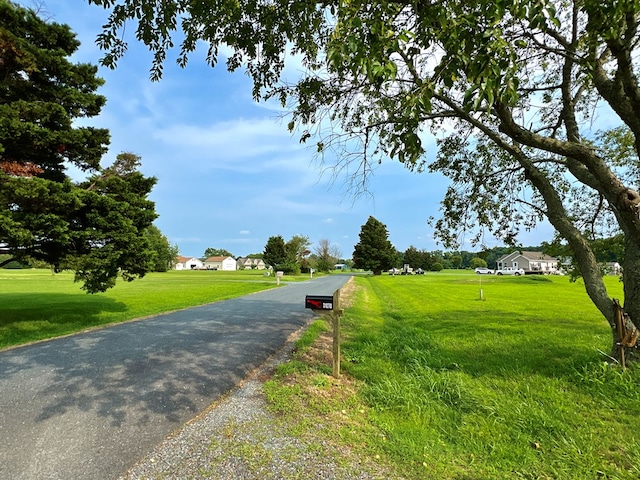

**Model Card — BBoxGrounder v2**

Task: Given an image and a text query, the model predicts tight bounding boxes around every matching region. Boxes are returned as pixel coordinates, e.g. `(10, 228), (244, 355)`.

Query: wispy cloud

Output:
(173, 237), (204, 244)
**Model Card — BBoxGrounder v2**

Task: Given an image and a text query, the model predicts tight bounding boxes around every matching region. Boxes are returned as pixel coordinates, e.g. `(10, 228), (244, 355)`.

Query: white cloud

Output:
(155, 118), (286, 148)
(141, 118), (323, 177)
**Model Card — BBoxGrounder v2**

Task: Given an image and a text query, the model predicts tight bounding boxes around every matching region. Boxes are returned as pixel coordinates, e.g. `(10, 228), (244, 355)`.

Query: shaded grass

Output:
(266, 272), (640, 479)
(0, 269), (279, 349)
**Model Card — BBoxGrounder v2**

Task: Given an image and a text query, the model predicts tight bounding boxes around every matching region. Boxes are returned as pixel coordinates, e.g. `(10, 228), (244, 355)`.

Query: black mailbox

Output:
(305, 295), (334, 310)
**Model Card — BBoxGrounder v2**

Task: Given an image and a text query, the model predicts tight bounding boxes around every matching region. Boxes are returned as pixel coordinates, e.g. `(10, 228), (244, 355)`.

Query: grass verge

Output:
(264, 273), (640, 479)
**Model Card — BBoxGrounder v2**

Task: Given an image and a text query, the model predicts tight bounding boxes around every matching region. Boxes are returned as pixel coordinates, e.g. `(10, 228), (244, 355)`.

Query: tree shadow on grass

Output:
(0, 293), (129, 349)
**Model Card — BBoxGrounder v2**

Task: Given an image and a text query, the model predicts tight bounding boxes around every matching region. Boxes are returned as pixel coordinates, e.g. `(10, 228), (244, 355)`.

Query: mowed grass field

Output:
(265, 272), (640, 479)
(0, 268), (283, 349)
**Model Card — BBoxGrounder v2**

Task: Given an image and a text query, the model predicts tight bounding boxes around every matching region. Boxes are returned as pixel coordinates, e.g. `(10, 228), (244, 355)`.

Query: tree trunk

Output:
(617, 238), (640, 363)
(623, 237), (640, 329)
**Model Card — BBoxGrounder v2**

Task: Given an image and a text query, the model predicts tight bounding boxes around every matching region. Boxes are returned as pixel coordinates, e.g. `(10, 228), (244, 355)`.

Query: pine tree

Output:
(263, 235), (286, 270)
(0, 2), (157, 292)
(352, 216), (396, 275)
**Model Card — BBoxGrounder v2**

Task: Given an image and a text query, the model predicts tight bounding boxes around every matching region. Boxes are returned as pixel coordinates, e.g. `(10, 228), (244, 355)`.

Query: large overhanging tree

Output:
(0, 1), (158, 293)
(89, 0), (640, 358)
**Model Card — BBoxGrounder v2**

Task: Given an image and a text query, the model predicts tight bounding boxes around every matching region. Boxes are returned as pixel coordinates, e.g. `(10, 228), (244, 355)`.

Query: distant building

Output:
(334, 263), (348, 270)
(496, 251), (559, 273)
(174, 256), (204, 270)
(203, 256), (237, 271)
(603, 262), (622, 275)
(237, 257), (266, 270)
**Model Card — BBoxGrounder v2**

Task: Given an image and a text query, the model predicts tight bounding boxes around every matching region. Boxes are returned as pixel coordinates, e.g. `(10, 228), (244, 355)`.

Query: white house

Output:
(203, 256), (237, 271)
(496, 251), (559, 273)
(174, 256), (205, 270)
(604, 262), (622, 275)
(236, 257), (266, 270)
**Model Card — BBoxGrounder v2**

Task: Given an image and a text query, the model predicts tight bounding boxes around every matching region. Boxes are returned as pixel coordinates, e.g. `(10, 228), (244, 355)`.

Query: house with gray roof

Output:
(236, 257), (266, 270)
(496, 251), (559, 273)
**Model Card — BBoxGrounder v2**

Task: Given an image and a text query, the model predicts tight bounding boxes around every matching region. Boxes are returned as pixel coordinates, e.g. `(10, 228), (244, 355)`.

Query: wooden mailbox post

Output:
(305, 289), (343, 378)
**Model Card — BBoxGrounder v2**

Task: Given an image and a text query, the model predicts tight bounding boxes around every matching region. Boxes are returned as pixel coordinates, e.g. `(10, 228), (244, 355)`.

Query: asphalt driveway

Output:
(0, 274), (350, 480)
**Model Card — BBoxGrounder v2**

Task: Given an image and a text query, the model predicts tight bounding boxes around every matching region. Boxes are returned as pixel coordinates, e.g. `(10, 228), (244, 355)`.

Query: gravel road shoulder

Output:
(119, 326), (400, 480)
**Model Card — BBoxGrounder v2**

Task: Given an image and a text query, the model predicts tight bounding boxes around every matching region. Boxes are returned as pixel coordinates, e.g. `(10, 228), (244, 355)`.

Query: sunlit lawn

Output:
(266, 271), (640, 479)
(0, 268), (285, 349)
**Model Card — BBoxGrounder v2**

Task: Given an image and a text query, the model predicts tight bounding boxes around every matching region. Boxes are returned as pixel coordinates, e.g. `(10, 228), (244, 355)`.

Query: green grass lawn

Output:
(266, 272), (640, 479)
(0, 268), (285, 349)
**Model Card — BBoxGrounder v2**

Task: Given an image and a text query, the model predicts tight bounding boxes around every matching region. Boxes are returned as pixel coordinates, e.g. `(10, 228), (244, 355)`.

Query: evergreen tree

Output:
(263, 235), (286, 269)
(403, 246), (422, 269)
(0, 3), (157, 292)
(352, 216), (395, 275)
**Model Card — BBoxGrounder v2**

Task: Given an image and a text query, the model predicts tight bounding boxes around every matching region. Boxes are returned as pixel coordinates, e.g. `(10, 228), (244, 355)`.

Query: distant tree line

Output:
(350, 216), (517, 274)
(199, 235), (345, 275)
(352, 216), (623, 275)
(262, 235), (344, 274)
(190, 217), (625, 277)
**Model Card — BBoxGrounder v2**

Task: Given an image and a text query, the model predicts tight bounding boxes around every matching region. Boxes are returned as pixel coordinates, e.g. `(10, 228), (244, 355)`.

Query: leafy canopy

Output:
(146, 224), (179, 272)
(203, 247), (234, 259)
(86, 0), (639, 244)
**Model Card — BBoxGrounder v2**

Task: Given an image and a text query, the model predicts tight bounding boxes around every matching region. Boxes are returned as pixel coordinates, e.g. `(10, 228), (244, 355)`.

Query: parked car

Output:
(474, 267), (494, 274)
(415, 268), (425, 275)
(496, 267), (525, 275)
(400, 267), (414, 275)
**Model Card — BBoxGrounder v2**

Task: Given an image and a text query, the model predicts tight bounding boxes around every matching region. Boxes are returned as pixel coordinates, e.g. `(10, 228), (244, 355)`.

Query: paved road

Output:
(0, 275), (350, 480)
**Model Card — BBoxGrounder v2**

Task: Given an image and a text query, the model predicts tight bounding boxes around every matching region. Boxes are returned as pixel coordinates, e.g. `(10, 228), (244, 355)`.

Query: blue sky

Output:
(26, 0), (556, 259)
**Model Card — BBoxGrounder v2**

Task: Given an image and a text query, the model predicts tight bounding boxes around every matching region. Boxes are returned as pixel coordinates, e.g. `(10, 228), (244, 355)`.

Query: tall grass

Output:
(268, 272), (640, 479)
(346, 274), (639, 479)
(0, 269), (278, 349)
